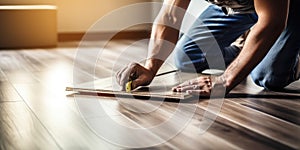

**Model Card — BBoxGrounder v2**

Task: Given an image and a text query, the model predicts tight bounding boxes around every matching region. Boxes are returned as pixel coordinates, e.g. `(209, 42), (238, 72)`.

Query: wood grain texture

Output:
(0, 102), (59, 150)
(0, 81), (23, 102)
(197, 99), (300, 149)
(0, 41), (299, 149)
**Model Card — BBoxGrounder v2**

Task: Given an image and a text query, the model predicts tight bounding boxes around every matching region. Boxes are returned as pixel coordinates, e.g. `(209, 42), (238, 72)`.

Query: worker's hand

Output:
(172, 76), (226, 97)
(116, 63), (155, 91)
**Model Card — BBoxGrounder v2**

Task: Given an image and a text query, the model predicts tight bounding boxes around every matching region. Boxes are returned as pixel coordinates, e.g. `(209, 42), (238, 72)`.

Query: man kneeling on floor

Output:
(116, 0), (300, 97)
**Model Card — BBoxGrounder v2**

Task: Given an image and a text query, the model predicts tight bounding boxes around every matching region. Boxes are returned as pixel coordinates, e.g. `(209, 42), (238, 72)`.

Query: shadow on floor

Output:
(226, 93), (300, 100)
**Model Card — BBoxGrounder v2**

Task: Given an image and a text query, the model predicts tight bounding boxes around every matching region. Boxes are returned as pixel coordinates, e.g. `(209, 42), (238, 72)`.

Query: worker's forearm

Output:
(220, 0), (289, 92)
(145, 0), (190, 75)
(145, 25), (179, 74)
(222, 23), (285, 91)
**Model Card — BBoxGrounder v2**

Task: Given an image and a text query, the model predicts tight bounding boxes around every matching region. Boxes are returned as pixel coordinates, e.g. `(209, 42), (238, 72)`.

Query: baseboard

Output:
(58, 30), (151, 42)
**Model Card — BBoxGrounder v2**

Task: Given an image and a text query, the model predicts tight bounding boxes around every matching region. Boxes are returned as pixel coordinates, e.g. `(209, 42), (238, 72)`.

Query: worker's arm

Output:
(173, 0), (289, 96)
(116, 0), (190, 90)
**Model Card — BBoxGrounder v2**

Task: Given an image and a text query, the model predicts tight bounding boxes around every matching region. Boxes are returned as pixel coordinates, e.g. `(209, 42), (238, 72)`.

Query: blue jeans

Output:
(251, 0), (300, 90)
(175, 2), (300, 90)
(175, 5), (258, 72)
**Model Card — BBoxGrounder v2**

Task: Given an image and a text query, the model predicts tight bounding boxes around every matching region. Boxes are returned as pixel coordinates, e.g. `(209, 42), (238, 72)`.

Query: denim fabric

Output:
(251, 0), (300, 90)
(175, 1), (300, 90)
(174, 5), (257, 72)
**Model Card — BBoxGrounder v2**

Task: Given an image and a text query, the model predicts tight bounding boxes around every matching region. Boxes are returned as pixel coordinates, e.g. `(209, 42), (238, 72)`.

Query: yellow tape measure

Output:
(125, 80), (132, 92)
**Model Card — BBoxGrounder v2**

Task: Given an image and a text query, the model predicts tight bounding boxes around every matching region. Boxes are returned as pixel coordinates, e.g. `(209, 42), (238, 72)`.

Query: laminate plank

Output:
(0, 69), (8, 82)
(0, 81), (23, 102)
(156, 101), (290, 149)
(11, 83), (121, 149)
(113, 98), (242, 149)
(2, 50), (45, 73)
(17, 49), (72, 72)
(197, 99), (300, 149)
(227, 78), (300, 125)
(54, 47), (112, 79)
(0, 102), (59, 150)
(0, 68), (23, 102)
(73, 94), (122, 118)
(9, 49), (91, 85)
(49, 48), (111, 84)
(0, 51), (25, 72)
(13, 82), (177, 149)
(2, 48), (117, 148)
(0, 51), (39, 84)
(85, 115), (176, 149)
(67, 94), (178, 149)
(14, 51), (43, 72)
(0, 63), (29, 102)
(228, 98), (300, 125)
(120, 99), (289, 149)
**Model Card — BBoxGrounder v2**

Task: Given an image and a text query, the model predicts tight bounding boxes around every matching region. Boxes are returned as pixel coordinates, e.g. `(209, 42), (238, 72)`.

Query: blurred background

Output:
(0, 0), (208, 48)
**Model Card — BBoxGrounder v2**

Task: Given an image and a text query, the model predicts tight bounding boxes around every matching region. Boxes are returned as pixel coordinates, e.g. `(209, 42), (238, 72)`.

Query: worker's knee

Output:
(174, 36), (203, 72)
(251, 73), (289, 90)
(174, 37), (206, 72)
(174, 50), (198, 72)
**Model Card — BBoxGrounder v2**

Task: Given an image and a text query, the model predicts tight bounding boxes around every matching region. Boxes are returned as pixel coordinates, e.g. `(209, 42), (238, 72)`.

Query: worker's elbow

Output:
(157, 5), (185, 27)
(161, 12), (180, 27)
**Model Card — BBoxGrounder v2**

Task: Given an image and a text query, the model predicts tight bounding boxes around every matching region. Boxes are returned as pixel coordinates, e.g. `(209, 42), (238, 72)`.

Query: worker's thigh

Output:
(174, 5), (257, 73)
(251, 0), (300, 90)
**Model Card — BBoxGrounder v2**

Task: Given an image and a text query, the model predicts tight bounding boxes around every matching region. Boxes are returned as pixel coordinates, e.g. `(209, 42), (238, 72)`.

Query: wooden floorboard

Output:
(230, 98), (300, 125)
(0, 102), (59, 150)
(197, 99), (300, 149)
(0, 81), (23, 102)
(0, 41), (299, 149)
(156, 100), (291, 149)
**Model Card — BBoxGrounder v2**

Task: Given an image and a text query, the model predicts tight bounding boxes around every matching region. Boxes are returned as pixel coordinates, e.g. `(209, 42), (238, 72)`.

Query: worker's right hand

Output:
(116, 63), (155, 91)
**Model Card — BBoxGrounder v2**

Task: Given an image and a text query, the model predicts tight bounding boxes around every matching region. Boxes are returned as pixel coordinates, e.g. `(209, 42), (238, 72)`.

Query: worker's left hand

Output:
(172, 76), (226, 97)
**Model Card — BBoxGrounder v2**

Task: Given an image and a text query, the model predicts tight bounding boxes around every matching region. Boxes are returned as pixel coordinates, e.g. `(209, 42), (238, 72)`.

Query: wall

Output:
(54, 0), (152, 33)
(0, 0), (151, 33)
(0, 0), (209, 33)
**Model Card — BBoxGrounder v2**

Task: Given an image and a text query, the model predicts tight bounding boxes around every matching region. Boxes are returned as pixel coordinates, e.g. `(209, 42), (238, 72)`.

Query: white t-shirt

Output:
(206, 0), (255, 14)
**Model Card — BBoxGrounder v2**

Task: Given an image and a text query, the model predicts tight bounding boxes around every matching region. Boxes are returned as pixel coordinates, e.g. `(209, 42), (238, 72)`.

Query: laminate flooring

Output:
(0, 40), (299, 149)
